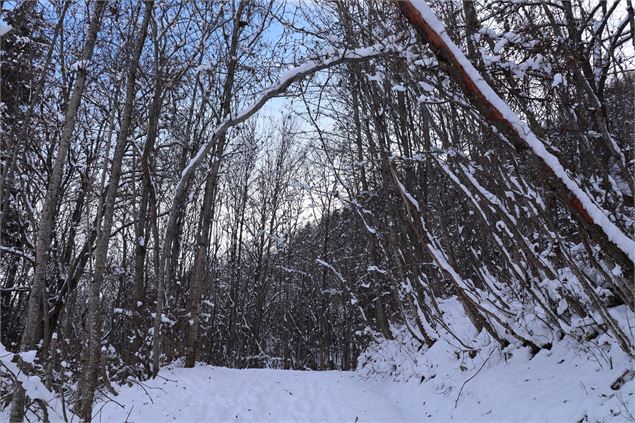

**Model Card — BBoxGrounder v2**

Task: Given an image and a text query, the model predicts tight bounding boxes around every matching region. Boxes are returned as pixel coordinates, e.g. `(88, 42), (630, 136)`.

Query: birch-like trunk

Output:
(9, 2), (106, 421)
(78, 2), (153, 420)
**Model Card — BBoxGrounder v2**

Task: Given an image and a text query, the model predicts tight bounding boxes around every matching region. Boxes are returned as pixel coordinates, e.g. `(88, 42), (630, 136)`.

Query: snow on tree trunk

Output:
(398, 0), (635, 271)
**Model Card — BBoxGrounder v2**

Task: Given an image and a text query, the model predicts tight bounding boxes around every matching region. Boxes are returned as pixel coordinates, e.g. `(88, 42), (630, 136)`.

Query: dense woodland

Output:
(0, 0), (633, 421)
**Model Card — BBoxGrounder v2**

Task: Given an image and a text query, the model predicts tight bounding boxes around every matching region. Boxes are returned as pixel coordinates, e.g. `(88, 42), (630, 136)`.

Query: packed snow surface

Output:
(97, 365), (421, 423)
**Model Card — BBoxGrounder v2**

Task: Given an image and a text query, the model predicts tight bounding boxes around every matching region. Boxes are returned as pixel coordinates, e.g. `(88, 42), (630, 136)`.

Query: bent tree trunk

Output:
(398, 0), (635, 275)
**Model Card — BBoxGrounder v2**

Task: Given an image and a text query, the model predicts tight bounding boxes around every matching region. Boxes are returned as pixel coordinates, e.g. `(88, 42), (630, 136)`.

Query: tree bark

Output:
(131, 53), (163, 369)
(184, 1), (246, 368)
(10, 2), (106, 421)
(79, 2), (153, 420)
(398, 0), (634, 274)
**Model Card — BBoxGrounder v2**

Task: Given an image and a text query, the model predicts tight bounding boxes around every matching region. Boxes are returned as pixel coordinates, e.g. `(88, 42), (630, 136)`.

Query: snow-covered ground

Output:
(95, 298), (634, 423)
(96, 365), (421, 423)
(4, 298), (632, 422)
(94, 344), (633, 423)
(356, 298), (635, 423)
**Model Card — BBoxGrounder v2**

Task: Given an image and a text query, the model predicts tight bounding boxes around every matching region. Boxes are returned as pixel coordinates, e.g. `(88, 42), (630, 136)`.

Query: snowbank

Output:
(357, 298), (635, 422)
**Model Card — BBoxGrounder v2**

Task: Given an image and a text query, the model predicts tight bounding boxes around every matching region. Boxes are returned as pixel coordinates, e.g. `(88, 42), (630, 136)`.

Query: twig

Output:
(124, 378), (164, 403)
(155, 374), (178, 383)
(124, 404), (134, 423)
(454, 347), (496, 408)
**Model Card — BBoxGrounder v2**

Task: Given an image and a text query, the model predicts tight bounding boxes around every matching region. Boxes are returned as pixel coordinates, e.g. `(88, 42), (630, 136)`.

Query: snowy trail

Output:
(91, 301), (635, 423)
(97, 366), (420, 423)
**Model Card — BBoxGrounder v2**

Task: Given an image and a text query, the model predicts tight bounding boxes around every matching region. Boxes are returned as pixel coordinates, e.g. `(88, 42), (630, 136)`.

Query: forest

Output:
(0, 0), (633, 422)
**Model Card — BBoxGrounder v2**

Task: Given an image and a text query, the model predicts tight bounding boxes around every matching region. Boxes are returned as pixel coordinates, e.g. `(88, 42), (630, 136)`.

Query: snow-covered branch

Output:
(0, 246), (34, 263)
(0, 344), (70, 420)
(161, 41), (398, 268)
(176, 42), (397, 193)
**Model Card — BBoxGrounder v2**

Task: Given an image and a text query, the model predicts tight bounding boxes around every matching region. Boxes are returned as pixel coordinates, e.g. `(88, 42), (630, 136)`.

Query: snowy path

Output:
(92, 302), (635, 423)
(97, 366), (421, 423)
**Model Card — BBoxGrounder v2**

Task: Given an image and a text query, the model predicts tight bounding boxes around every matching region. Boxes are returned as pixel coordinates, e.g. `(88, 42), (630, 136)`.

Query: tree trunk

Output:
(79, 3), (152, 420)
(9, 3), (106, 421)
(184, 1), (245, 367)
(131, 58), (163, 368)
(398, 0), (634, 275)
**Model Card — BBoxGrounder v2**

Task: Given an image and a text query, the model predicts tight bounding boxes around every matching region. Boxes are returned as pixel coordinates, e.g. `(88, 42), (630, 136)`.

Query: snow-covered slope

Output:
(357, 298), (635, 423)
